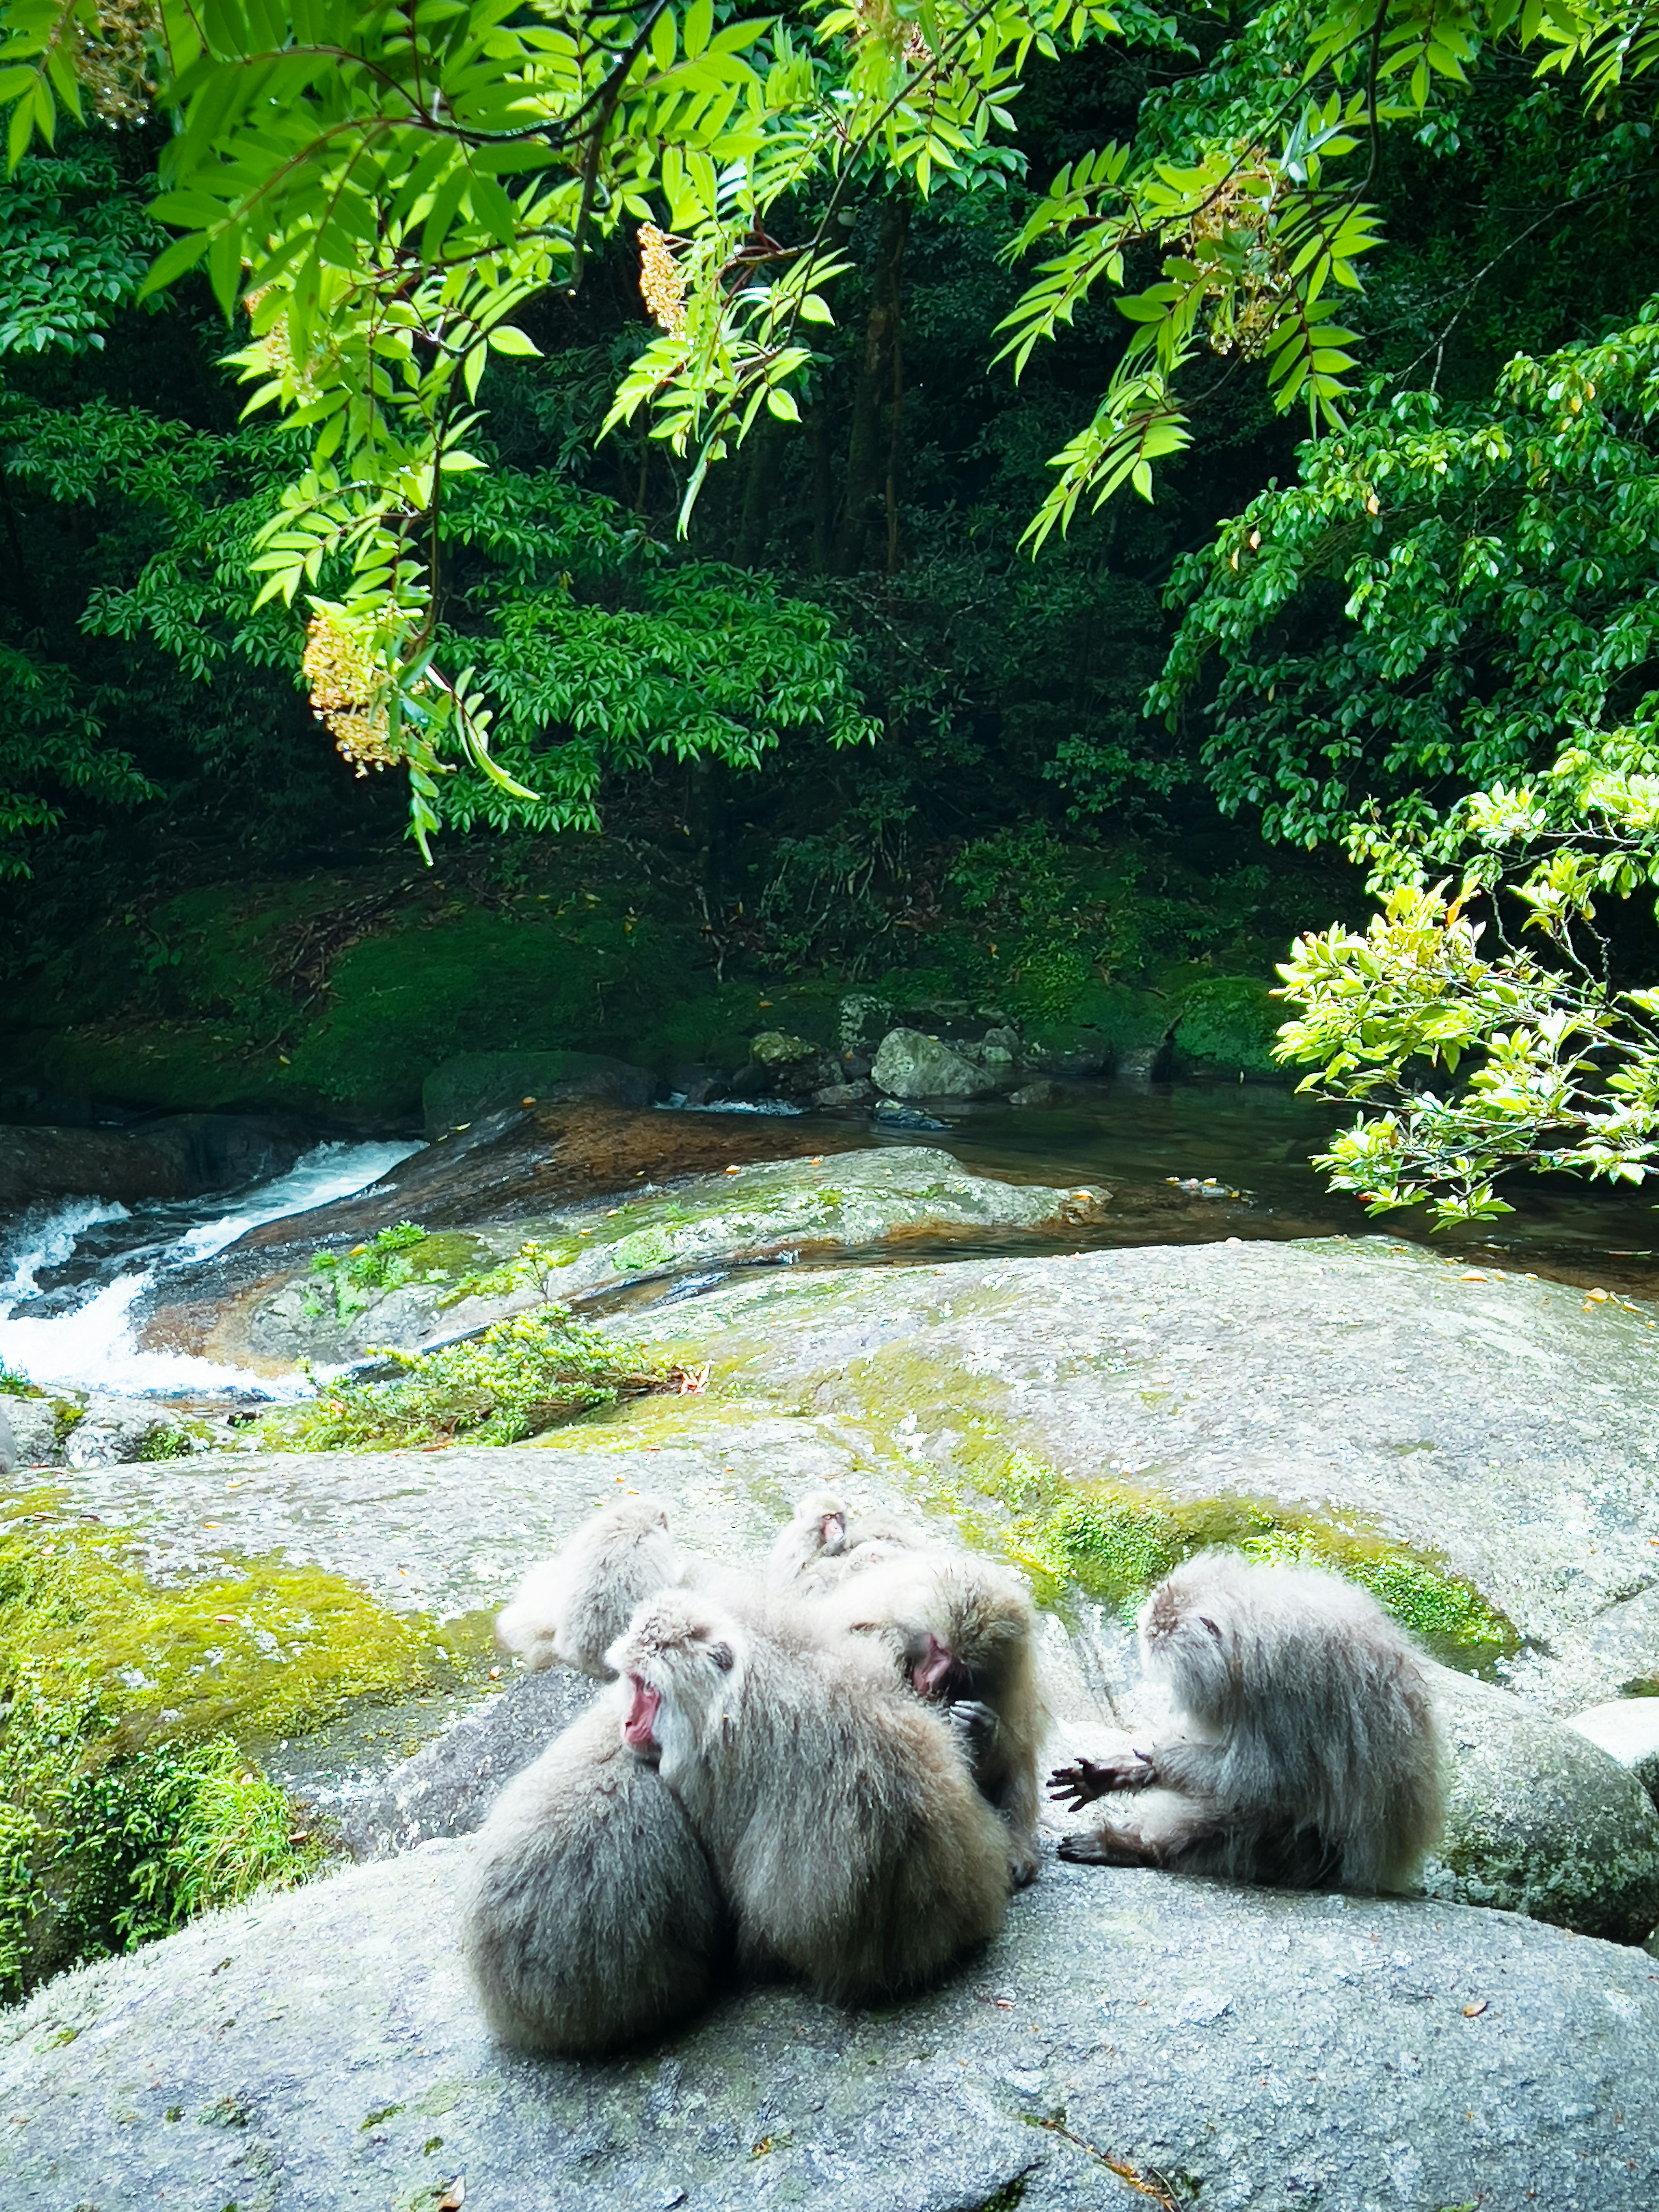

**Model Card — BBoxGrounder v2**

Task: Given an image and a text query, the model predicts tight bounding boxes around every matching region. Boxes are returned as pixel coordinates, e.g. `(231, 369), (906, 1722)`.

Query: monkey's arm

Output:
(1047, 1745), (1154, 1809)
(1058, 1788), (1227, 1869)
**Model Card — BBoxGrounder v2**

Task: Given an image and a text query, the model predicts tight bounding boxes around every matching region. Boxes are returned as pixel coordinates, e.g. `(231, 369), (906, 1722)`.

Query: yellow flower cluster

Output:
(638, 225), (687, 337)
(302, 613), (403, 777)
(849, 0), (930, 63)
(76, 0), (156, 123)
(1185, 168), (1287, 362)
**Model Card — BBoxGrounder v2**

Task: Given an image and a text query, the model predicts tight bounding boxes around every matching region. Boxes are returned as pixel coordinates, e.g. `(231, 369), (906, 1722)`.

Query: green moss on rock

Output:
(0, 1498), (448, 1993)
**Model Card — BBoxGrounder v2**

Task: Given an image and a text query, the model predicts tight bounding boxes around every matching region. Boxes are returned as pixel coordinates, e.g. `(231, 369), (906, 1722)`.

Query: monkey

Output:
(457, 1691), (725, 2054)
(495, 1497), (683, 1677)
(1048, 1551), (1445, 1894)
(765, 1488), (929, 1597)
(607, 1589), (1011, 2003)
(812, 1551), (1049, 1887)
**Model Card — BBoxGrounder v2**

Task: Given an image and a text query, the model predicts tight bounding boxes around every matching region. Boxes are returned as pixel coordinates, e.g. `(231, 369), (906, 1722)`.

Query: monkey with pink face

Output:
(608, 1589), (1012, 2002)
(1049, 1552), (1445, 1894)
(769, 1489), (1048, 1886)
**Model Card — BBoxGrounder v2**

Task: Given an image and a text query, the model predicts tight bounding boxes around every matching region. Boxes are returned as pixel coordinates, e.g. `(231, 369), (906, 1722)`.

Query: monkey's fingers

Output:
(1047, 1760), (1109, 1808)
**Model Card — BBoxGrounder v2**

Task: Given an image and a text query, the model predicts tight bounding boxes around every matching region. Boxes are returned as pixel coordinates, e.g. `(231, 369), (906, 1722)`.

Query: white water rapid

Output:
(0, 1138), (421, 1397)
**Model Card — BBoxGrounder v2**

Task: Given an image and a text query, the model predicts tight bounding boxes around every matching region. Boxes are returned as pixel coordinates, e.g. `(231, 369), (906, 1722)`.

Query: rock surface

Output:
(612, 1237), (1659, 1715)
(5, 1844), (1657, 2212)
(227, 1147), (1112, 1371)
(1572, 1698), (1659, 1807)
(0, 1111), (310, 1208)
(1423, 1665), (1659, 1944)
(422, 1052), (654, 1139)
(872, 1027), (1004, 1100)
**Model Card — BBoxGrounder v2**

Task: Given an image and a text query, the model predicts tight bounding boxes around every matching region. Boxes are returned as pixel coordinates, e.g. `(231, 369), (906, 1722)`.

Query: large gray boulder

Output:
(1571, 1699), (1659, 1808)
(4, 1847), (1657, 2212)
(1423, 1667), (1659, 1945)
(235, 1147), (1112, 1369)
(871, 1027), (1002, 1099)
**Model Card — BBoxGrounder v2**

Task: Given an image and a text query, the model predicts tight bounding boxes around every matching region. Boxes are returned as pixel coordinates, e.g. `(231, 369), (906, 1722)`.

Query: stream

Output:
(3, 1082), (1658, 1400)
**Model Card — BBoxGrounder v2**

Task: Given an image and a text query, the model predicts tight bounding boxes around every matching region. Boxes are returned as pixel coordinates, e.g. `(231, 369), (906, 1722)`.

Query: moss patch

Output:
(0, 1496), (458, 1993)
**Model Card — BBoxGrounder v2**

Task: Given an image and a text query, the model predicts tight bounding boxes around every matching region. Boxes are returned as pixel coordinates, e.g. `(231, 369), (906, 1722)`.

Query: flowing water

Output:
(0, 1138), (420, 1396)
(4, 1084), (1659, 1399)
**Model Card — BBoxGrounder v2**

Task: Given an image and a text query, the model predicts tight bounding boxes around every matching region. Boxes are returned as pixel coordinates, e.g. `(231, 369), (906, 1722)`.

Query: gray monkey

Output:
(496, 1497), (683, 1676)
(1050, 1551), (1445, 1893)
(458, 1690), (725, 2053)
(765, 1488), (931, 1596)
(814, 1550), (1049, 1888)
(608, 1589), (1011, 2002)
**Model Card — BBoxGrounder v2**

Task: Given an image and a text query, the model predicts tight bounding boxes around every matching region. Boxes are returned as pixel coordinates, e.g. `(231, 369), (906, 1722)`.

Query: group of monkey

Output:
(457, 1491), (1447, 2055)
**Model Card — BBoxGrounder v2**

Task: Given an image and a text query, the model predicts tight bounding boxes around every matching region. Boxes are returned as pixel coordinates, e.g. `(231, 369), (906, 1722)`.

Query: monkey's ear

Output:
(1198, 1615), (1223, 1641)
(708, 1639), (736, 1672)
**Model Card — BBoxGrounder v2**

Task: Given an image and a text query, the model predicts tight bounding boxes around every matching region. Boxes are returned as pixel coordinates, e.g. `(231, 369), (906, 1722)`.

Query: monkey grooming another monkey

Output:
(1049, 1552), (1444, 1892)
(608, 1590), (1011, 2002)
(458, 1694), (725, 2053)
(816, 1552), (1048, 1887)
(496, 1497), (683, 1677)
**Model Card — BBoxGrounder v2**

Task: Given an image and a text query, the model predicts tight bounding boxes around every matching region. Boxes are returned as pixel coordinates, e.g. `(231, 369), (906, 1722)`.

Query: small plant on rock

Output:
(0, 1363), (37, 1398)
(261, 1306), (689, 1451)
(301, 1220), (444, 1323)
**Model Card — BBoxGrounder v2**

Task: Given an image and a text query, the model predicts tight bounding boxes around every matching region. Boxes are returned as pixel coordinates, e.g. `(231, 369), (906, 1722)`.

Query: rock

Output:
(0, 1395), (58, 1467)
(0, 1112), (311, 1209)
(333, 1669), (598, 1859)
(666, 1063), (725, 1106)
(0, 1402), (12, 1475)
(1570, 1699), (1659, 1807)
(221, 1103), (867, 1255)
(838, 992), (894, 1054)
(1172, 976), (1284, 1077)
(1422, 1665), (1659, 1945)
(871, 1027), (998, 1099)
(871, 1097), (947, 1131)
(1115, 1041), (1166, 1087)
(59, 1395), (196, 1469)
(1586, 1582), (1659, 1696)
(747, 1030), (819, 1068)
(232, 1147), (1116, 1369)
(7, 1849), (1659, 2212)
(423, 1052), (653, 1139)
(610, 1237), (1659, 1718)
(1010, 1080), (1058, 1107)
(810, 1080), (874, 1109)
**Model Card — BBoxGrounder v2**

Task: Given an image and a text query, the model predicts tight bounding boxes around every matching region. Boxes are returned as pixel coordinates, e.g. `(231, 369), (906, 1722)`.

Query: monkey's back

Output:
(458, 1700), (723, 2053)
(1143, 1554), (1444, 1893)
(696, 1633), (1011, 2001)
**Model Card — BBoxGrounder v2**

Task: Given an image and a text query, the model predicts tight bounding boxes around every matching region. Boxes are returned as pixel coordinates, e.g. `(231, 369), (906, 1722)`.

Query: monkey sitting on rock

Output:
(1049, 1551), (1445, 1893)
(607, 1590), (1011, 2002)
(458, 1689), (725, 2054)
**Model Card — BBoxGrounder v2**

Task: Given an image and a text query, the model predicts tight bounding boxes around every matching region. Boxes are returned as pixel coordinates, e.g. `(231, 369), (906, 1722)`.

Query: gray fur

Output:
(496, 1498), (683, 1676)
(815, 1552), (1049, 1887)
(766, 1489), (933, 1597)
(1054, 1552), (1445, 1893)
(457, 1694), (724, 2053)
(609, 1591), (1011, 2003)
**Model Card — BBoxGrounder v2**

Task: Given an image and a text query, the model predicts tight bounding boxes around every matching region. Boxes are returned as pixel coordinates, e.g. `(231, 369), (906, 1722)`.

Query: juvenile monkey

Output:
(496, 1497), (682, 1676)
(816, 1552), (1048, 1886)
(1049, 1552), (1444, 1893)
(457, 1694), (724, 2053)
(608, 1591), (1010, 2002)
(766, 1489), (927, 1596)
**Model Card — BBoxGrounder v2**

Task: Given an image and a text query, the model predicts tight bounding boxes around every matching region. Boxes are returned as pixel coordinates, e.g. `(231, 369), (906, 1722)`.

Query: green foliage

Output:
(445, 1240), (575, 1309)
(0, 0), (1140, 843)
(133, 1423), (197, 1462)
(303, 1220), (435, 1324)
(0, 148), (156, 354)
(261, 1306), (677, 1451)
(0, 1506), (435, 1991)
(0, 1363), (37, 1397)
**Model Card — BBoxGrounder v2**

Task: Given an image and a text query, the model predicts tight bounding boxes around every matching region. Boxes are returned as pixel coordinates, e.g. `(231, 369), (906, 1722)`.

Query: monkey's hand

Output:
(1047, 1750), (1154, 1808)
(947, 1699), (1001, 1761)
